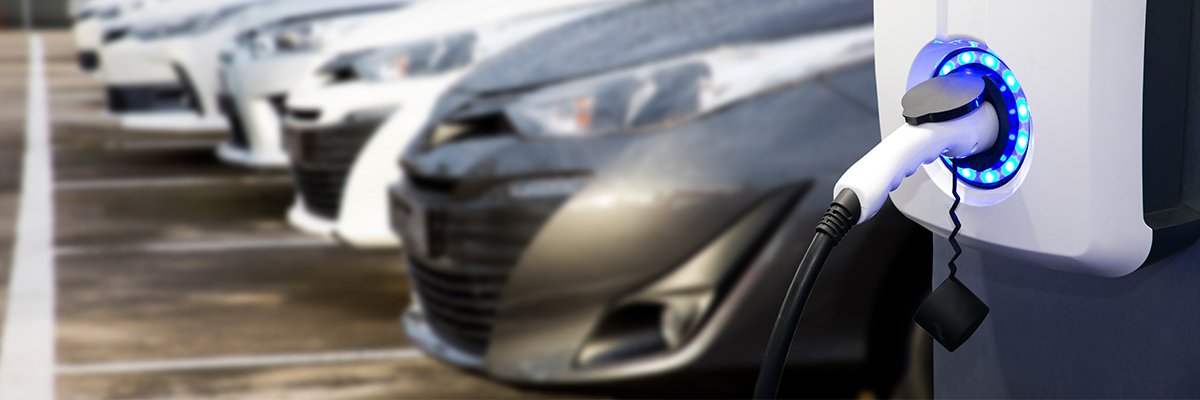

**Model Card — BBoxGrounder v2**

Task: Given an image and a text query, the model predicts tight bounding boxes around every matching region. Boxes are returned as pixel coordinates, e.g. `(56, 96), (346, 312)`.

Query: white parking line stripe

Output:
(56, 237), (339, 257)
(0, 34), (56, 400)
(57, 348), (424, 376)
(56, 175), (293, 191)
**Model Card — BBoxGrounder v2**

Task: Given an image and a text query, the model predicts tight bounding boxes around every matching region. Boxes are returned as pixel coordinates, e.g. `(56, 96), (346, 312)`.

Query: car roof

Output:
(454, 0), (871, 95)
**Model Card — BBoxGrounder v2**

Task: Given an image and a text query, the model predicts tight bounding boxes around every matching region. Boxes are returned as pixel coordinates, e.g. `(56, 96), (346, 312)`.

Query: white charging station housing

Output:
(875, 0), (1200, 277)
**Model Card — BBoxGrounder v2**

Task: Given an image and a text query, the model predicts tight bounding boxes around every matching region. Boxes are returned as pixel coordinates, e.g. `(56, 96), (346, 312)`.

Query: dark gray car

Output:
(391, 0), (928, 394)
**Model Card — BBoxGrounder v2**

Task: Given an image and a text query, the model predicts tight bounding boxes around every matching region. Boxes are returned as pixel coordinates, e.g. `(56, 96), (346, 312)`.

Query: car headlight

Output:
(132, 3), (254, 41)
(80, 5), (120, 21)
(504, 62), (711, 138)
(503, 24), (877, 139)
(319, 32), (478, 82)
(239, 20), (330, 57)
(74, 8), (96, 20)
(238, 7), (394, 59)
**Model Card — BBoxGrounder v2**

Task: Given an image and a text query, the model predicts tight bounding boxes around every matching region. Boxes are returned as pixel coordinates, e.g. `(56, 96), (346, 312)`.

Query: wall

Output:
(932, 239), (1200, 398)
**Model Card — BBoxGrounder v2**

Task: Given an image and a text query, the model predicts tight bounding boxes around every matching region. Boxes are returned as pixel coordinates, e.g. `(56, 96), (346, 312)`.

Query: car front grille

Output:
(102, 27), (129, 44)
(77, 51), (98, 72)
(106, 84), (189, 113)
(286, 118), (383, 219)
(396, 180), (567, 355)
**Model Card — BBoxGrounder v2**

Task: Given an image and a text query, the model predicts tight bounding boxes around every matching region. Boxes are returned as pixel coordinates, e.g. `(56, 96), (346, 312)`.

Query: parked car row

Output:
(72, 0), (930, 394)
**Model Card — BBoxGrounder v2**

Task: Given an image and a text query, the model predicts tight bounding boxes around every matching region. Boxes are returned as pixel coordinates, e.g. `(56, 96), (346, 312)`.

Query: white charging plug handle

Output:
(834, 103), (999, 224)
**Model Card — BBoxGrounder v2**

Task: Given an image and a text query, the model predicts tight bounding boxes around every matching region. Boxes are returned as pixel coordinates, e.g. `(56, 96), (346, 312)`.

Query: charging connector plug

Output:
(754, 73), (1001, 399)
(835, 73), (999, 223)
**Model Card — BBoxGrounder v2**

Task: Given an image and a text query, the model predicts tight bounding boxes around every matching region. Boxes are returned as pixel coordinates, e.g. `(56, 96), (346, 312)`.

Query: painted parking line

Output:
(57, 348), (424, 376)
(56, 236), (339, 257)
(56, 175), (293, 191)
(0, 34), (56, 400)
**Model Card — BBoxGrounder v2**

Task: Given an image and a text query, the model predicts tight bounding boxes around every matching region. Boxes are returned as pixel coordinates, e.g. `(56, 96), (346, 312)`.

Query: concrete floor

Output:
(0, 31), (593, 400)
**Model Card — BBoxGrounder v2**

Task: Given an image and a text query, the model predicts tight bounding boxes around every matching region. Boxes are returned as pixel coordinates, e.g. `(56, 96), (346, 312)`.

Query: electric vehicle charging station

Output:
(875, 0), (1200, 278)
(756, 1), (1200, 397)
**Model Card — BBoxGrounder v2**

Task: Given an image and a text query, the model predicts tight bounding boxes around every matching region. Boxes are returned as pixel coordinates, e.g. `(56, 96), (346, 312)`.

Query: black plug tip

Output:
(902, 72), (987, 125)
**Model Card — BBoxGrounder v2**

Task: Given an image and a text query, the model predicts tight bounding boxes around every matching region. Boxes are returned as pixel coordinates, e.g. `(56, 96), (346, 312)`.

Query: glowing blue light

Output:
(983, 171), (997, 183)
(932, 45), (1030, 188)
(983, 54), (998, 69)
(1003, 71), (1020, 91)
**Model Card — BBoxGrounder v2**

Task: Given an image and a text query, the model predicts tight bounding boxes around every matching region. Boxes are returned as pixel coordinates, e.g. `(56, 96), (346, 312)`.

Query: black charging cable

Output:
(752, 188), (860, 400)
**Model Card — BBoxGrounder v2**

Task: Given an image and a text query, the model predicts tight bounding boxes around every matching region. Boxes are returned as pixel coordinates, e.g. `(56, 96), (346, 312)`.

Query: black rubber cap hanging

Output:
(914, 276), (990, 352)
(902, 72), (987, 125)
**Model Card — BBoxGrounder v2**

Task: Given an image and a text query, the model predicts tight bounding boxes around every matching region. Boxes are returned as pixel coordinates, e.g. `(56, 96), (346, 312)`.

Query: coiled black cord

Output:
(947, 159), (962, 278)
(753, 188), (860, 400)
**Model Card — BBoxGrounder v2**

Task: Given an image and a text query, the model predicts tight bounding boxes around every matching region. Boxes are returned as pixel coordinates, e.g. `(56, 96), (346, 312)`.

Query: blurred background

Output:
(0, 0), (938, 398)
(1, 0), (71, 27)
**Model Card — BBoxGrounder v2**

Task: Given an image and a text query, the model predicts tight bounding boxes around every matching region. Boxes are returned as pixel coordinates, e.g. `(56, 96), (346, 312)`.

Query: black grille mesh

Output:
(77, 51), (99, 71)
(288, 120), (382, 219)
(400, 189), (564, 355)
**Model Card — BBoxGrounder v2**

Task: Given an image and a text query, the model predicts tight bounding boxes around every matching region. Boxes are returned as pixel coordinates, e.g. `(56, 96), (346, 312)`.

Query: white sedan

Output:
(279, 0), (635, 248)
(214, 0), (416, 168)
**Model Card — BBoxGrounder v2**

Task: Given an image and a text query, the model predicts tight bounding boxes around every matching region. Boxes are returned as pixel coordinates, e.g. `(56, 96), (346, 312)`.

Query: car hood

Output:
(453, 0), (871, 96)
(231, 0), (413, 34)
(125, 0), (266, 30)
(405, 60), (880, 193)
(320, 0), (636, 62)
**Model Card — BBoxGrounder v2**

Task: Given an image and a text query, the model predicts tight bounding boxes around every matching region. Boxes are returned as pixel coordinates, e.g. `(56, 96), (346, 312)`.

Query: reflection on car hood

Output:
(233, 0), (410, 34)
(454, 0), (871, 96)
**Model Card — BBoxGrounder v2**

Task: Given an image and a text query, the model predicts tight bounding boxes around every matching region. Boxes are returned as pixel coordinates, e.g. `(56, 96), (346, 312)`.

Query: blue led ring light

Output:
(931, 40), (1030, 189)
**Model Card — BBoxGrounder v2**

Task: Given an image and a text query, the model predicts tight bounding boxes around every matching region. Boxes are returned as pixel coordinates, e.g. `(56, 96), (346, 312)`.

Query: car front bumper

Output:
(281, 79), (448, 248)
(215, 92), (289, 168)
(216, 52), (325, 168)
(402, 302), (487, 370)
(99, 38), (176, 86)
(283, 114), (392, 246)
(286, 197), (337, 238)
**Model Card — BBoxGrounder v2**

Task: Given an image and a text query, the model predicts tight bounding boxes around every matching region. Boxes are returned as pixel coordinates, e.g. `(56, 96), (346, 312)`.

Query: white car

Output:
(98, 0), (280, 131)
(281, 0), (635, 248)
(71, 0), (169, 73)
(215, 0), (416, 168)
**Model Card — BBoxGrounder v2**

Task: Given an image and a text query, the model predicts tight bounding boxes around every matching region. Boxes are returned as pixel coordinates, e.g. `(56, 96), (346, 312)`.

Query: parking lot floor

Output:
(0, 31), (595, 399)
